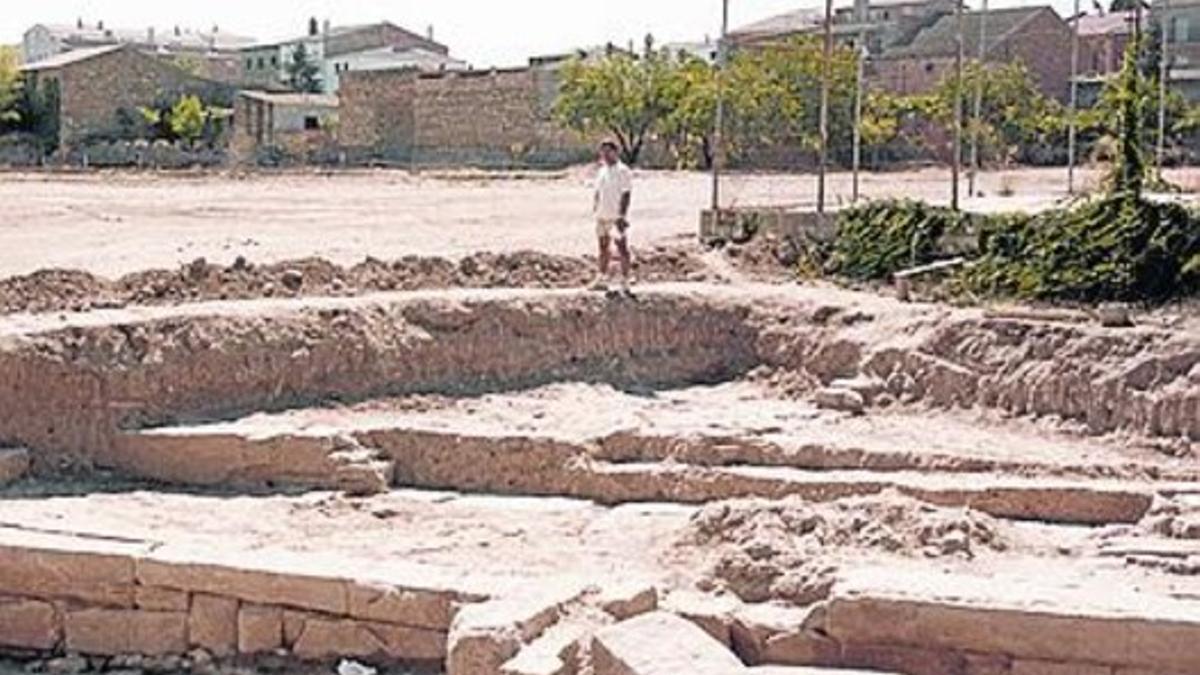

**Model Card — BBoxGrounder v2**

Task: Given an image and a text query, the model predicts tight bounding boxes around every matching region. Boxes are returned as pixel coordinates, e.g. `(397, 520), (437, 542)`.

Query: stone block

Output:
(347, 581), (458, 630)
(189, 594), (238, 656)
(591, 611), (744, 675)
(291, 616), (446, 662)
(135, 586), (189, 611)
(237, 604), (283, 654)
(0, 530), (140, 607)
(139, 547), (347, 615)
(1012, 661), (1113, 675)
(0, 596), (59, 650)
(596, 583), (658, 622)
(64, 608), (187, 655)
(0, 447), (30, 484)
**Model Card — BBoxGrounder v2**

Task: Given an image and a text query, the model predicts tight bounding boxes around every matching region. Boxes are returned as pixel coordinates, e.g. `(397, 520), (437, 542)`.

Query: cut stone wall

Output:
(0, 528), (479, 665)
(339, 67), (593, 168)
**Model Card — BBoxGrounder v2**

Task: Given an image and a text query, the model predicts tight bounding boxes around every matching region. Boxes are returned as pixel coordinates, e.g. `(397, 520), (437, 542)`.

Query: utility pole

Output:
(711, 0), (730, 212)
(1068, 0), (1080, 194)
(818, 0), (835, 222)
(1158, 0), (1171, 175)
(852, 44), (867, 203)
(951, 0), (964, 210)
(968, 0), (987, 199)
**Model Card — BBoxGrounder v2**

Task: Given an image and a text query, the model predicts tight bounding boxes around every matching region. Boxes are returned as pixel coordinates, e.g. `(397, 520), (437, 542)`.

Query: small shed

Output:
(232, 90), (338, 162)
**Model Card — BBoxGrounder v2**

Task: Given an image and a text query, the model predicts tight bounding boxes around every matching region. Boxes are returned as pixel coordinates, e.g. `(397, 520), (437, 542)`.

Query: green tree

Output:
(553, 49), (678, 165)
(286, 42), (322, 94)
(660, 55), (718, 168)
(169, 95), (207, 146)
(926, 61), (1065, 166)
(0, 46), (22, 126)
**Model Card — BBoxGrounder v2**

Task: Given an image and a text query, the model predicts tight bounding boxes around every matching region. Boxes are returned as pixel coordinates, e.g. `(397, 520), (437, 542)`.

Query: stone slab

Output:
(591, 611), (745, 675)
(189, 593), (238, 657)
(0, 528), (145, 607)
(825, 566), (1200, 673)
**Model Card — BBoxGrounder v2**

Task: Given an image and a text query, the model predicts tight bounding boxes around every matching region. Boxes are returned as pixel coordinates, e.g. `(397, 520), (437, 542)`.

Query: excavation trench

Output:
(1, 284), (1199, 674)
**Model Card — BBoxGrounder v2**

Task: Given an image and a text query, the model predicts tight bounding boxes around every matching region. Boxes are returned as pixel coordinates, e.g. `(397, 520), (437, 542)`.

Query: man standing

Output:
(592, 141), (634, 293)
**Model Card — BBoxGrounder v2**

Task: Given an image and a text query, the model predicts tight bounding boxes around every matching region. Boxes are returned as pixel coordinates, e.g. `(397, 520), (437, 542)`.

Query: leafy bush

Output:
(961, 195), (1200, 303)
(830, 199), (966, 280)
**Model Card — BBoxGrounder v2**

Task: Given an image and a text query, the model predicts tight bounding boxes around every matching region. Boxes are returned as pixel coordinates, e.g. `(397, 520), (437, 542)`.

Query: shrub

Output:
(830, 199), (966, 280)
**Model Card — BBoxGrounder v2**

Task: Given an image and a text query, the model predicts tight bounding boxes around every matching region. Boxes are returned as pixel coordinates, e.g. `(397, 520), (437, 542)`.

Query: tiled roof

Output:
(730, 9), (823, 39)
(20, 43), (124, 71)
(882, 6), (1057, 59)
(1071, 10), (1135, 37)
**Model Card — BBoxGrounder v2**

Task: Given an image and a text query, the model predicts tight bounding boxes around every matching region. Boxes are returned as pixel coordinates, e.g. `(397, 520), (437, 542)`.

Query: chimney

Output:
(308, 17), (319, 37)
(147, 27), (156, 45)
(97, 20), (104, 30)
(323, 19), (331, 36)
(427, 25), (435, 41)
(76, 17), (83, 29)
(174, 25), (181, 37)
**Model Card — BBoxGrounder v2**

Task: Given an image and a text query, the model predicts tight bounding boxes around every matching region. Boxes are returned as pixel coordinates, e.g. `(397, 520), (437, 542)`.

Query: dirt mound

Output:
(0, 245), (716, 315)
(682, 492), (1009, 604)
(1139, 497), (1200, 540)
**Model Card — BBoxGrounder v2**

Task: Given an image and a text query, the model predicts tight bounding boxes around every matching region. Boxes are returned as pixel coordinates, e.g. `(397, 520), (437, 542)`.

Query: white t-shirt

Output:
(594, 162), (633, 220)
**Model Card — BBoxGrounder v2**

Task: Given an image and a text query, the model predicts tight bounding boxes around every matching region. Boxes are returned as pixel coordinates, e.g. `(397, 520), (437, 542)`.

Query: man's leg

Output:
(615, 235), (632, 289)
(593, 235), (612, 290)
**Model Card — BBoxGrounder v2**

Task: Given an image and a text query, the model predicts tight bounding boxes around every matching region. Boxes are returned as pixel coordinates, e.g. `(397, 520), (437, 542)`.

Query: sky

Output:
(4, 0), (1083, 68)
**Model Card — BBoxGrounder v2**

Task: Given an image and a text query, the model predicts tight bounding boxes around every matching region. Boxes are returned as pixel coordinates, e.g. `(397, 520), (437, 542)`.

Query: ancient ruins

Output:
(0, 240), (1197, 674)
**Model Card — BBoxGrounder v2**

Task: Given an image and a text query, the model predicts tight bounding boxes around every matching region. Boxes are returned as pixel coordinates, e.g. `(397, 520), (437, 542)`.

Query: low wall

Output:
(0, 528), (478, 665)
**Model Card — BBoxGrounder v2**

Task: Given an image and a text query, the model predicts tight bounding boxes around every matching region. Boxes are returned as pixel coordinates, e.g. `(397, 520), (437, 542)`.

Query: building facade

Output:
(20, 44), (233, 151)
(872, 6), (1075, 100)
(22, 20), (253, 82)
(239, 21), (461, 94)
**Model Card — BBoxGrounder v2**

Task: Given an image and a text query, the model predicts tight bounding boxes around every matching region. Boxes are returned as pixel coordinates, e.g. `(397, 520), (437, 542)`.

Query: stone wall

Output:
(339, 67), (593, 168)
(28, 46), (234, 151)
(0, 528), (473, 666)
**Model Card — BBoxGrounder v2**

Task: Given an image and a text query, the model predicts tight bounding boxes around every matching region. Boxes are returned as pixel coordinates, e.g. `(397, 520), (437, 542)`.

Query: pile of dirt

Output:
(0, 245), (716, 315)
(681, 492), (1009, 604)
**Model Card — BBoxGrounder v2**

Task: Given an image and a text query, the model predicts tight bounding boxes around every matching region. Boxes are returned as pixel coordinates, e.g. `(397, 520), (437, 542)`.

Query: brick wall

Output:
(339, 66), (591, 167)
(871, 12), (1078, 101)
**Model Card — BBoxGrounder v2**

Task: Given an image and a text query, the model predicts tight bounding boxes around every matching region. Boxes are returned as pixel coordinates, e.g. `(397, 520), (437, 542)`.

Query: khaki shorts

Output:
(596, 218), (627, 240)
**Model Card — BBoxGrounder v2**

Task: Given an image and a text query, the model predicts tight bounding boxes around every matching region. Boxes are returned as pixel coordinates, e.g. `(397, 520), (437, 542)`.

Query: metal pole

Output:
(712, 0), (729, 212)
(1158, 0), (1170, 175)
(818, 0), (834, 221)
(952, 0), (964, 210)
(853, 44), (866, 202)
(968, 0), (987, 198)
(1068, 0), (1080, 195)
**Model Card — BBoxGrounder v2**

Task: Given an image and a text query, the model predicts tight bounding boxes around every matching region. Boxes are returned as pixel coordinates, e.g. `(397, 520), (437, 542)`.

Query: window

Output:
(257, 57), (264, 69)
(304, 116), (320, 130)
(924, 62), (935, 73)
(246, 58), (253, 70)
(271, 56), (278, 66)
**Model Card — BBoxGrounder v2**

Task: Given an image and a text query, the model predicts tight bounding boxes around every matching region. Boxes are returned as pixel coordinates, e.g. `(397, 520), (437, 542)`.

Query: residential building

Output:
(1153, 0), (1200, 100)
(729, 0), (958, 55)
(1074, 10), (1135, 76)
(20, 44), (233, 151)
(872, 6), (1076, 99)
(240, 21), (460, 94)
(22, 20), (254, 81)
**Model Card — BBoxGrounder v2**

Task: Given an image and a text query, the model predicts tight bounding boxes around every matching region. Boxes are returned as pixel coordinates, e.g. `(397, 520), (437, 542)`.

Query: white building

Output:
(240, 20), (465, 95)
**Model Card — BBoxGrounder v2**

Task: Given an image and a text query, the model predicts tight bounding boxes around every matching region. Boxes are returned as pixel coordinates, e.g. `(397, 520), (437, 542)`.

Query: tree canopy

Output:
(0, 46), (22, 126)
(287, 43), (322, 94)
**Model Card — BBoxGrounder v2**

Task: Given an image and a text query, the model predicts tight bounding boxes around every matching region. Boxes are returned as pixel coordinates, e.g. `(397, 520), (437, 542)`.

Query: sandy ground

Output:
(2, 165), (1176, 279)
